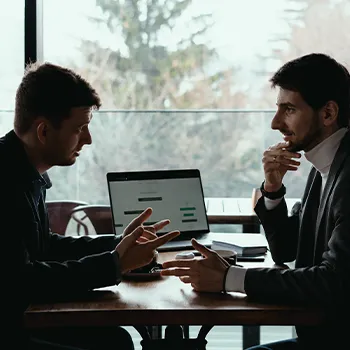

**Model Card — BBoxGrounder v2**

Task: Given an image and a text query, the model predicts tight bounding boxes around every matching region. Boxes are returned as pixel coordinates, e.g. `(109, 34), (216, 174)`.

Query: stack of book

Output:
(211, 233), (268, 258)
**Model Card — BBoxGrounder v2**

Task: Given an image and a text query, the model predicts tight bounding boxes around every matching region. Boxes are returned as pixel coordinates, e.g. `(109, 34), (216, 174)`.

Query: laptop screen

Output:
(106, 169), (209, 236)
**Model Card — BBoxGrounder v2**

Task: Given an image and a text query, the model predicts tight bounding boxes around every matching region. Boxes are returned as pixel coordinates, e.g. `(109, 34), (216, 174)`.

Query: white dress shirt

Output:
(225, 128), (348, 293)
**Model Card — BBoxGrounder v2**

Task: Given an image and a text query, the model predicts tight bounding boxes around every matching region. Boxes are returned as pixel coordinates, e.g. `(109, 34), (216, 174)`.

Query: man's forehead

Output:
(71, 106), (92, 114)
(276, 88), (301, 104)
(70, 106), (93, 121)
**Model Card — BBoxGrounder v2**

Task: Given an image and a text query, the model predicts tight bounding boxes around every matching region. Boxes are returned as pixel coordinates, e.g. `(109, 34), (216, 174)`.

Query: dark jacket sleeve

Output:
(3, 194), (122, 315)
(45, 232), (122, 261)
(254, 196), (301, 264)
(245, 182), (350, 308)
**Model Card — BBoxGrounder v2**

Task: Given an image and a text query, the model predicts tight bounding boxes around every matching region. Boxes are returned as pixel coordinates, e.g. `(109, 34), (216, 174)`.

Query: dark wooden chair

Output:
(46, 200), (88, 235)
(70, 204), (113, 235)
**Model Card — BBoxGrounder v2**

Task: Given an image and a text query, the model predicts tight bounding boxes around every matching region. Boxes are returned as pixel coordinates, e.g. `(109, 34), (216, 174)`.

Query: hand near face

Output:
(115, 208), (180, 273)
(262, 141), (301, 192)
(161, 239), (230, 292)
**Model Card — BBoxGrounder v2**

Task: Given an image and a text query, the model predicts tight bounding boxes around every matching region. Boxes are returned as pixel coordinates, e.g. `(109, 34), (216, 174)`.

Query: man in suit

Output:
(2, 62), (180, 349)
(161, 53), (350, 349)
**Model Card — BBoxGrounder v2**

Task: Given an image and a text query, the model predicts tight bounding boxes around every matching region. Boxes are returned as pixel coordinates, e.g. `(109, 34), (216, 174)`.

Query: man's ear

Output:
(36, 120), (49, 145)
(322, 101), (339, 126)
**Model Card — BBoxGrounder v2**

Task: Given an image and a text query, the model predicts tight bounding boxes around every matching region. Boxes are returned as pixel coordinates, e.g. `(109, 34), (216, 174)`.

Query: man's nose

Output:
(271, 111), (283, 130)
(84, 129), (92, 145)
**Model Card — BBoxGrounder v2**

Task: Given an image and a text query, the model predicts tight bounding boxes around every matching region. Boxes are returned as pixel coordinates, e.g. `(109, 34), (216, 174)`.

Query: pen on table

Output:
(190, 250), (244, 267)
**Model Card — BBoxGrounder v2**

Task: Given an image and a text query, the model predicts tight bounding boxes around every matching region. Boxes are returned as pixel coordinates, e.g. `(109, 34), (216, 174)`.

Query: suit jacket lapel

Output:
(315, 130), (350, 238)
(299, 167), (317, 230)
(296, 168), (320, 266)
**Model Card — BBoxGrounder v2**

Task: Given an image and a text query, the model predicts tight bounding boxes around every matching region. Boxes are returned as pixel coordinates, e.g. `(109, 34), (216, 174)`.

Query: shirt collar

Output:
(304, 127), (348, 175)
(5, 130), (52, 189)
(42, 171), (52, 189)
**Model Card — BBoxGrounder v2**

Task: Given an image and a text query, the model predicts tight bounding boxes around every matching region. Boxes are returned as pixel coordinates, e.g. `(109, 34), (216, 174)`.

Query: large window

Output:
(41, 0), (347, 202)
(1, 1), (349, 201)
(46, 109), (312, 202)
(2, 0), (346, 201)
(42, 0), (350, 110)
(0, 1), (24, 111)
(43, 0), (288, 110)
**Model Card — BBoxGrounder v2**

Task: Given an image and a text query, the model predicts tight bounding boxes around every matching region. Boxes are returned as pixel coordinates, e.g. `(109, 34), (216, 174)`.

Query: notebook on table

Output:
(211, 233), (268, 257)
(106, 169), (213, 251)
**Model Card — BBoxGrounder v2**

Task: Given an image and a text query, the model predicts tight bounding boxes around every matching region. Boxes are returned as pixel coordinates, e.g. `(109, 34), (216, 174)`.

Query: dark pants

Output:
(29, 326), (135, 350)
(245, 338), (298, 350)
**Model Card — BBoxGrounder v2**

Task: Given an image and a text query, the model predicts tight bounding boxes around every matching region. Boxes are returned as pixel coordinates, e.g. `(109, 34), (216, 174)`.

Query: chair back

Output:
(46, 200), (88, 235)
(70, 204), (113, 235)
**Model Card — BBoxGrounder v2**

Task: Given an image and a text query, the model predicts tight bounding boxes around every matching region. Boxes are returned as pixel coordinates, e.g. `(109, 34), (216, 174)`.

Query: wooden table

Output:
(205, 197), (258, 231)
(205, 197), (299, 233)
(24, 246), (323, 348)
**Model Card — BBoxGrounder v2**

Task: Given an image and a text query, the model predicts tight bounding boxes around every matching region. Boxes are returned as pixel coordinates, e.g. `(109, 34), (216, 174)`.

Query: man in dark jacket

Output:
(2, 62), (179, 349)
(161, 53), (350, 349)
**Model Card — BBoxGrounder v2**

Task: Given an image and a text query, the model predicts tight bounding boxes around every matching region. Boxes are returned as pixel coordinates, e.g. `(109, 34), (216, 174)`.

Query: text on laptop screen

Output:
(108, 177), (208, 235)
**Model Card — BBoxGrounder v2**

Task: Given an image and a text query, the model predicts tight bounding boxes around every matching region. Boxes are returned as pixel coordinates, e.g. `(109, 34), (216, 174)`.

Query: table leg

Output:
(164, 325), (184, 339)
(197, 325), (214, 340)
(243, 326), (260, 348)
(140, 325), (213, 350)
(183, 325), (190, 339)
(242, 220), (261, 346)
(146, 325), (162, 339)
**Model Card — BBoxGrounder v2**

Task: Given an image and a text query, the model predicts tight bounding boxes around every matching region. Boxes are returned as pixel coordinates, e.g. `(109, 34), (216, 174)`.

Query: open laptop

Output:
(106, 169), (213, 251)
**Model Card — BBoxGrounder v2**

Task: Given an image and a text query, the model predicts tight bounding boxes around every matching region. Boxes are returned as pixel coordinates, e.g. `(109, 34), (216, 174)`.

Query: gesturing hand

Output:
(262, 141), (301, 192)
(122, 207), (170, 241)
(115, 208), (180, 273)
(161, 239), (230, 292)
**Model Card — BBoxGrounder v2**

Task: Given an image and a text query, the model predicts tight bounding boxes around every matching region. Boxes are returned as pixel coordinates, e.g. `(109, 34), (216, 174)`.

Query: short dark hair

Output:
(15, 62), (102, 134)
(270, 53), (350, 128)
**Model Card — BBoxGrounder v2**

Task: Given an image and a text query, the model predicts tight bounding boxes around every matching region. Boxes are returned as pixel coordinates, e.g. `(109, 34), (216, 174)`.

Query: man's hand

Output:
(115, 208), (180, 273)
(160, 239), (230, 292)
(122, 207), (170, 241)
(262, 141), (301, 192)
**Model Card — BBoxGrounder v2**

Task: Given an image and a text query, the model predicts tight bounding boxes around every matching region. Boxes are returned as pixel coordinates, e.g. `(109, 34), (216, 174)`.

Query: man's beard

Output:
(284, 112), (323, 152)
(287, 125), (324, 153)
